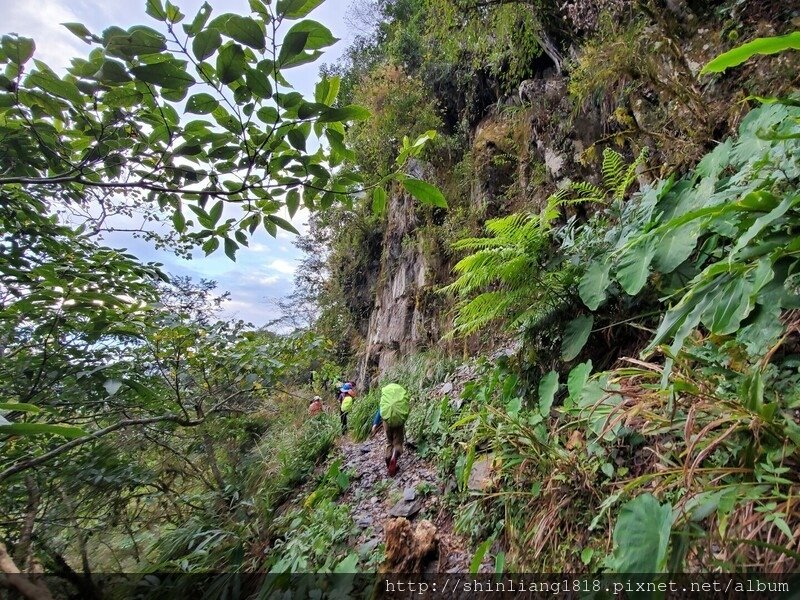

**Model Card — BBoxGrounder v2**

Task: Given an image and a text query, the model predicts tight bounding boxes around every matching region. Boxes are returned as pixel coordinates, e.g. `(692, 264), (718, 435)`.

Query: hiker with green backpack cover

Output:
(379, 383), (410, 476)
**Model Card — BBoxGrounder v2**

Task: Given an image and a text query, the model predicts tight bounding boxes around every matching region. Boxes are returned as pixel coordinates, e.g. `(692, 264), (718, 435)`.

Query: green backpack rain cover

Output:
(380, 383), (409, 427)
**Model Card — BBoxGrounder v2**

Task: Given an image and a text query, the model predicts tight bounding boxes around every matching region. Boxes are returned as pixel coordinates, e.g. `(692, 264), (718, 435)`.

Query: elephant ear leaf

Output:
(561, 315), (594, 361)
(537, 370), (559, 417)
(615, 239), (656, 295)
(653, 224), (698, 273)
(579, 261), (611, 310)
(607, 494), (673, 573)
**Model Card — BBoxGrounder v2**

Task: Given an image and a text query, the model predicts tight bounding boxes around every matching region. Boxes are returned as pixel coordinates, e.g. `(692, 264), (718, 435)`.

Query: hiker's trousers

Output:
(384, 423), (404, 462)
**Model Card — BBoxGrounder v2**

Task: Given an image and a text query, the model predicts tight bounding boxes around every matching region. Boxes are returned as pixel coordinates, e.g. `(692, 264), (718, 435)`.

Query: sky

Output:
(1, 0), (356, 327)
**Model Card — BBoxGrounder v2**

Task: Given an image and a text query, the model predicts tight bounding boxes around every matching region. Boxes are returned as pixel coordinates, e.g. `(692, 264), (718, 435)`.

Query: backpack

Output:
(340, 394), (354, 413)
(379, 383), (409, 426)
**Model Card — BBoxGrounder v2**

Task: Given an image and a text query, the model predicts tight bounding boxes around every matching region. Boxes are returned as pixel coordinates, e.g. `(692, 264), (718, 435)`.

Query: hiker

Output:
(379, 383), (410, 476)
(308, 395), (323, 416)
(339, 382), (356, 434)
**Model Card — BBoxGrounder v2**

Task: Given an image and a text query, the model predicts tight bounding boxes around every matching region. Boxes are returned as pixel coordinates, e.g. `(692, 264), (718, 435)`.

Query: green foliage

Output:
(579, 101), (800, 369)
(347, 64), (442, 177)
(442, 208), (575, 336)
(347, 388), (381, 443)
(267, 461), (355, 573)
(605, 494), (674, 573)
(701, 31), (800, 75)
(0, 1), (444, 262)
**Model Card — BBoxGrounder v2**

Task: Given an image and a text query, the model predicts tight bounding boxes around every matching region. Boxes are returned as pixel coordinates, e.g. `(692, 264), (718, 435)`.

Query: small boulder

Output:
(389, 497), (423, 518)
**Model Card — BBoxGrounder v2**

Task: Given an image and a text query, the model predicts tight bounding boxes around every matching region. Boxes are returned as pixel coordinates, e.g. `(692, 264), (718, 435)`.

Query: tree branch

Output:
(0, 414), (204, 483)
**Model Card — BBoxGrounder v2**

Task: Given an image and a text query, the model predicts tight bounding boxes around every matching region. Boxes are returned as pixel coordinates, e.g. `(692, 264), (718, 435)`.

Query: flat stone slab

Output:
(389, 498), (423, 518)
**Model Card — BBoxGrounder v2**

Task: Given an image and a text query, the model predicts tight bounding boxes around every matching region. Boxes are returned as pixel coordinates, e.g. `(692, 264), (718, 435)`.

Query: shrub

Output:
(348, 64), (442, 176)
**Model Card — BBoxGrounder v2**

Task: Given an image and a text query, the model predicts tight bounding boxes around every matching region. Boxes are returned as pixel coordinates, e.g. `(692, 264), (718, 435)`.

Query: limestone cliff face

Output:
(357, 161), (438, 387)
(356, 75), (604, 386)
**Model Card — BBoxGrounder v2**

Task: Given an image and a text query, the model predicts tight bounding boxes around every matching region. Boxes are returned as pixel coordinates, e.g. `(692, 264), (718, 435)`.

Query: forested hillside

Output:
(1, 0), (799, 597)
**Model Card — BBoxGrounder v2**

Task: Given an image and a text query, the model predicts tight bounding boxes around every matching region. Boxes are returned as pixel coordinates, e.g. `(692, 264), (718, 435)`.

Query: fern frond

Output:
(567, 181), (606, 204)
(613, 147), (649, 201)
(602, 148), (626, 191)
(452, 291), (512, 335)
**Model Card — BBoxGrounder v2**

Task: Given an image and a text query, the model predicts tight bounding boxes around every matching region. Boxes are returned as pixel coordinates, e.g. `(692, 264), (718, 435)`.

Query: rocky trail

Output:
(335, 428), (486, 572)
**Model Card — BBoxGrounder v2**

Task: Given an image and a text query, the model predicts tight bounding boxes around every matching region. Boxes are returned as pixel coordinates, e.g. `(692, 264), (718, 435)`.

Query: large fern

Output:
(441, 197), (572, 336)
(443, 147), (649, 336)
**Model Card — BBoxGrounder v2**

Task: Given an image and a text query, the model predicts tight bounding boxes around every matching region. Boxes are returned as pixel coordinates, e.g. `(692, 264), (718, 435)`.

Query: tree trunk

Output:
(15, 475), (40, 570)
(195, 405), (226, 491)
(0, 543), (54, 600)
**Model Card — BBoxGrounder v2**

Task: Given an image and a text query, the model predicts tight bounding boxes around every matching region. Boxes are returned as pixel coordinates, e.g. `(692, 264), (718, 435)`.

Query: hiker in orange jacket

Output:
(308, 396), (323, 416)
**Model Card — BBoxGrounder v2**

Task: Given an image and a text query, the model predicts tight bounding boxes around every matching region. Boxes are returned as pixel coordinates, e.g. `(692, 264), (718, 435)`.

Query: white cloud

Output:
(5, 0), (86, 72)
(258, 275), (280, 285)
(268, 259), (296, 275)
(249, 242), (269, 252)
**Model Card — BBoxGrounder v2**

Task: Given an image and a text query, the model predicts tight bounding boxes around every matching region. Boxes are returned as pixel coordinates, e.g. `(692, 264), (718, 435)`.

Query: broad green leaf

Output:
(287, 127), (307, 151)
(401, 178), (448, 208)
(608, 494), (673, 573)
(94, 59), (131, 83)
(145, 0), (167, 21)
(186, 92), (219, 114)
(737, 303), (783, 357)
(245, 68), (272, 98)
(0, 423), (85, 439)
(62, 22), (97, 44)
(579, 260), (611, 310)
(333, 552), (358, 573)
(282, 49), (322, 69)
(567, 361), (593, 403)
(130, 61), (195, 89)
(27, 72), (82, 104)
(653, 223), (698, 273)
(315, 75), (340, 105)
(276, 0), (325, 19)
(267, 215), (300, 235)
(209, 200), (223, 225)
(202, 237), (220, 255)
(701, 32), (800, 75)
(648, 284), (717, 357)
(286, 189), (300, 218)
(225, 15), (265, 50)
(216, 43), (246, 84)
(537, 370), (558, 417)
(103, 87), (143, 107)
(278, 31), (309, 64)
(165, 1), (185, 23)
(561, 314), (594, 361)
(732, 194), (799, 257)
(615, 239), (656, 295)
(224, 237), (238, 260)
(706, 277), (754, 335)
(317, 104), (370, 123)
(284, 20), (337, 50)
(297, 101), (324, 119)
(256, 106), (279, 124)
(172, 209), (186, 233)
(106, 29), (167, 57)
(192, 28), (222, 61)
(372, 187), (387, 215)
(2, 35), (35, 65)
(0, 402), (40, 414)
(184, 2), (212, 36)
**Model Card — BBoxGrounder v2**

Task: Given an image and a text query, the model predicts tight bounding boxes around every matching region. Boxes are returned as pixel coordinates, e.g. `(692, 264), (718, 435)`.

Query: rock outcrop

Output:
(357, 161), (442, 386)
